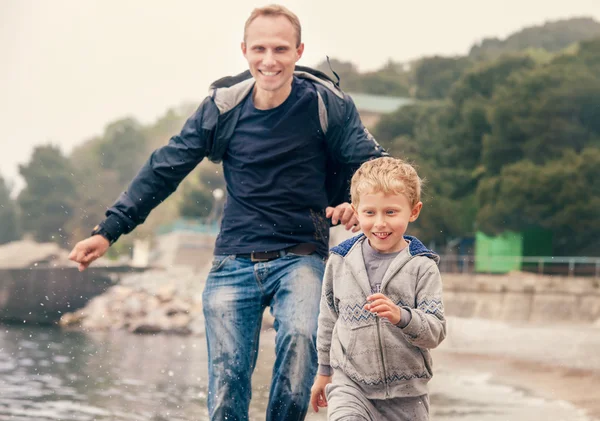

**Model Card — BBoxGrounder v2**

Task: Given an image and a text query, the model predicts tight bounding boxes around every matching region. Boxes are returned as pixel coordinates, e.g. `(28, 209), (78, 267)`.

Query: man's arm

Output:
(326, 92), (388, 169)
(69, 97), (217, 270)
(99, 97), (217, 242)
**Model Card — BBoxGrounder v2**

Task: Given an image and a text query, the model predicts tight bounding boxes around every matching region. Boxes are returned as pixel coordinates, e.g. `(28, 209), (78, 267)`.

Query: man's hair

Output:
(244, 4), (302, 47)
(351, 157), (423, 207)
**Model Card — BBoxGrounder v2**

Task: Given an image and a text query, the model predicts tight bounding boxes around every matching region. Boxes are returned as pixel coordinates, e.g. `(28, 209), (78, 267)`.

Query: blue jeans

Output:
(202, 252), (326, 421)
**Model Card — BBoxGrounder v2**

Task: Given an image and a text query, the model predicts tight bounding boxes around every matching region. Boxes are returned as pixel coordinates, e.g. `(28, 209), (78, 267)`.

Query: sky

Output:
(2, 0), (599, 195)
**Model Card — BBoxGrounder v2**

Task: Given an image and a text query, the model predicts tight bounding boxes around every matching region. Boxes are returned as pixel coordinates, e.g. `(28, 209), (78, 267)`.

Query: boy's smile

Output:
(373, 232), (391, 239)
(355, 191), (422, 253)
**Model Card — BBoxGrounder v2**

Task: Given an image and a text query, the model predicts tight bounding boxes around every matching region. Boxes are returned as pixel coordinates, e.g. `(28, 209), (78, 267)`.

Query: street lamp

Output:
(207, 188), (225, 225)
(212, 188), (224, 201)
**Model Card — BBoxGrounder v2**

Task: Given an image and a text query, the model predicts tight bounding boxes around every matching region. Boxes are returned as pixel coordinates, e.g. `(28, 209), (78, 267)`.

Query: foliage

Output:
(0, 176), (20, 244)
(96, 118), (148, 186)
(476, 149), (600, 255)
(17, 145), (77, 246)
(316, 58), (410, 96)
(449, 55), (537, 105)
(482, 43), (600, 174)
(178, 162), (226, 219)
(413, 56), (473, 99)
(469, 17), (600, 60)
(372, 35), (600, 254)
(64, 107), (198, 250)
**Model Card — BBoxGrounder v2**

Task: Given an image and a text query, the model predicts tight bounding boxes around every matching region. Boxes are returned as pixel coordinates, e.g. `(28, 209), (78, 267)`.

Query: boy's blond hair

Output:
(351, 157), (422, 207)
(244, 4), (302, 47)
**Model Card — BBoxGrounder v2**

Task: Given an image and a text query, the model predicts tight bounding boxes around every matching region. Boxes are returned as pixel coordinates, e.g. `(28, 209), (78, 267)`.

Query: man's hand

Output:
(326, 202), (360, 232)
(310, 374), (332, 412)
(68, 235), (110, 272)
(364, 293), (402, 325)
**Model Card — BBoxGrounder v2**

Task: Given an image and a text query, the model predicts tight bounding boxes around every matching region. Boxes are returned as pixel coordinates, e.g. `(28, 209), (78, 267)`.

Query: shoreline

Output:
(433, 349), (600, 420)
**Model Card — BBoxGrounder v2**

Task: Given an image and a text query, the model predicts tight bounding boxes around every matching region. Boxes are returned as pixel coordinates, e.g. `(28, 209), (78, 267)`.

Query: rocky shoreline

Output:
(60, 266), (600, 335)
(59, 267), (207, 335)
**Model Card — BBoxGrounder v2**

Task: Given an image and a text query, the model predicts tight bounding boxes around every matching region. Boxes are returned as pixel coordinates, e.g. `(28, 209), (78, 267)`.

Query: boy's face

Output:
(354, 190), (422, 254)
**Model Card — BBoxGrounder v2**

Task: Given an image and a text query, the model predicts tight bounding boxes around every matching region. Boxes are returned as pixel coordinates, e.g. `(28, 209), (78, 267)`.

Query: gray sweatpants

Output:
(325, 382), (429, 421)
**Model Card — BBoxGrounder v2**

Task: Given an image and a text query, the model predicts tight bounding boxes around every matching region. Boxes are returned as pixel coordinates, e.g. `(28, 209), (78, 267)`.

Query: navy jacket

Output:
(98, 66), (388, 243)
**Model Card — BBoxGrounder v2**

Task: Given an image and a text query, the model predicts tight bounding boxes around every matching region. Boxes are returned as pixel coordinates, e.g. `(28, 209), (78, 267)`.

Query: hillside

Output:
(469, 17), (600, 59)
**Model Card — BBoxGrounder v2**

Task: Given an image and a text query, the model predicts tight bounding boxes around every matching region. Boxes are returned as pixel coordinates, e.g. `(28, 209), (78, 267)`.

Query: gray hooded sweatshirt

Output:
(316, 234), (446, 399)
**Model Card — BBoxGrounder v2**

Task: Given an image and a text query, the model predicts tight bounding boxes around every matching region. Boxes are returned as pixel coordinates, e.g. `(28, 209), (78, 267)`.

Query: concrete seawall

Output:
(442, 272), (600, 323)
(0, 267), (130, 324)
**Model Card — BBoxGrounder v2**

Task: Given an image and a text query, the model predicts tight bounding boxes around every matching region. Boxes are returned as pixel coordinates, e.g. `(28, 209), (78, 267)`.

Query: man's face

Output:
(242, 15), (304, 94)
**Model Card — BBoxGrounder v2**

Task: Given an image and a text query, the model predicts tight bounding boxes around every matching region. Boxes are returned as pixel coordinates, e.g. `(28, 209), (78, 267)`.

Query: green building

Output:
(475, 229), (553, 273)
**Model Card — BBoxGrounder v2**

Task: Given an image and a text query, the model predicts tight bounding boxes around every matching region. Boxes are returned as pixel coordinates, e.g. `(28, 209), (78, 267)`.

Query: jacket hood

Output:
(331, 233), (440, 264)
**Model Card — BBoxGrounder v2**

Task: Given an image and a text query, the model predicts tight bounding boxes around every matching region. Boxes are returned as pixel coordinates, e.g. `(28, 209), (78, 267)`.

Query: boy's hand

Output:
(310, 374), (332, 412)
(365, 293), (402, 325)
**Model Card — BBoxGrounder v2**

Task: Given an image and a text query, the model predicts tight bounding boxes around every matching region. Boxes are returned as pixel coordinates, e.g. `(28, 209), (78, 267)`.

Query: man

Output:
(69, 4), (387, 420)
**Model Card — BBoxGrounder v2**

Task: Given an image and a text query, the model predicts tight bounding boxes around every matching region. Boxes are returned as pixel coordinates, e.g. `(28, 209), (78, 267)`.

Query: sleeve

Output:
(326, 93), (388, 167)
(98, 97), (216, 242)
(317, 364), (334, 376)
(400, 260), (447, 349)
(396, 308), (412, 328)
(316, 258), (339, 367)
(323, 93), (388, 207)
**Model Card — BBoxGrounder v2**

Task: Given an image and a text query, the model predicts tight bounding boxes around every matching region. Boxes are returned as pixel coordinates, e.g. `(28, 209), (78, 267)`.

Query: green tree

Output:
(469, 17), (600, 60)
(97, 118), (148, 185)
(372, 104), (422, 143)
(482, 51), (600, 174)
(65, 108), (193, 250)
(477, 148), (600, 255)
(315, 58), (410, 96)
(414, 56), (473, 99)
(373, 40), (600, 254)
(449, 55), (536, 106)
(17, 145), (78, 246)
(0, 176), (20, 244)
(179, 186), (213, 218)
(178, 161), (225, 218)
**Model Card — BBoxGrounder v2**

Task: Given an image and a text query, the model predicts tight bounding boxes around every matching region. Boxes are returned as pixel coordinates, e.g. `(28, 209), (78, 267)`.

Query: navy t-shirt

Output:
(214, 76), (331, 257)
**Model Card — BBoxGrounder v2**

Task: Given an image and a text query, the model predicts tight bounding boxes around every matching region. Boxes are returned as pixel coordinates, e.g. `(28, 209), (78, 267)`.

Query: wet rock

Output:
(155, 283), (177, 302)
(129, 321), (164, 334)
(59, 266), (208, 336)
(164, 298), (191, 316)
(122, 294), (146, 318)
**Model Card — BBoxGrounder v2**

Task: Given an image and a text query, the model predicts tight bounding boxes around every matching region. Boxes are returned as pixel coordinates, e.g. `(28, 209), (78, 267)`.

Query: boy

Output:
(310, 156), (446, 420)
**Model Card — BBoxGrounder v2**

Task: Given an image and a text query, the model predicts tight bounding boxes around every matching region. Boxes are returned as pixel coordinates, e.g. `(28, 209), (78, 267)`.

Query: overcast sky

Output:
(2, 0), (599, 194)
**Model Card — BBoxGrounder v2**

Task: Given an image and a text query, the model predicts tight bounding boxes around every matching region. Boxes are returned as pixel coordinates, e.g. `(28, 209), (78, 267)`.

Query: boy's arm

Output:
(400, 260), (446, 349)
(316, 259), (339, 371)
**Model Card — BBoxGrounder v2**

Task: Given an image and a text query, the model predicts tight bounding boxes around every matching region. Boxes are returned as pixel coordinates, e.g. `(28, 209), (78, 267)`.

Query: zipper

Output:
(376, 316), (389, 398)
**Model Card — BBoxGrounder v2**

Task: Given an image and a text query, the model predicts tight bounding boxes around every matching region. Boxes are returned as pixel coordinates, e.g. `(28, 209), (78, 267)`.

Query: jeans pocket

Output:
(209, 255), (230, 273)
